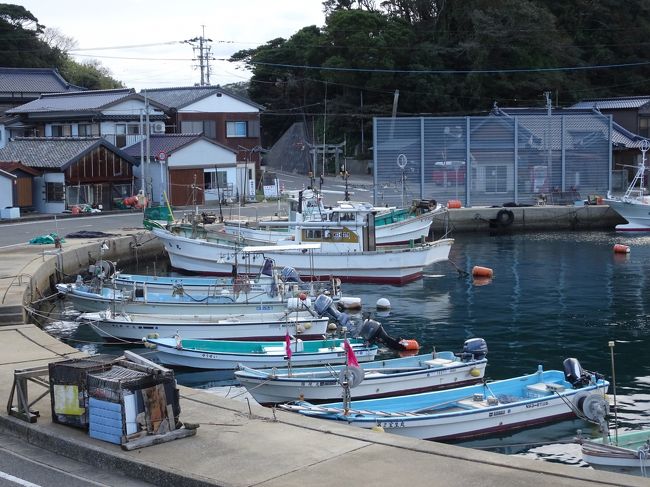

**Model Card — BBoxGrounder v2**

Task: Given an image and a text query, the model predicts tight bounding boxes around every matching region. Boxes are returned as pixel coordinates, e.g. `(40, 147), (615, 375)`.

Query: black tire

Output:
(496, 209), (514, 227)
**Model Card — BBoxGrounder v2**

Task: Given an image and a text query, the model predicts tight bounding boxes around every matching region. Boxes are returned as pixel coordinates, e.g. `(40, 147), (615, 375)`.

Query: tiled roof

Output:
(0, 67), (83, 95)
(6, 89), (135, 114)
(122, 133), (236, 158)
(492, 106), (648, 150)
(569, 97), (650, 110)
(0, 137), (135, 169)
(0, 161), (41, 176)
(142, 85), (263, 110)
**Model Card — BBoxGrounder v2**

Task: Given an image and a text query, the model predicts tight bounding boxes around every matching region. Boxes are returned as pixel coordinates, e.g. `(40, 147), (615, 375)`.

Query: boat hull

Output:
(581, 429), (650, 470)
(84, 313), (330, 341)
(59, 286), (292, 316)
(285, 369), (609, 441)
(606, 199), (650, 231)
(236, 356), (487, 405)
(147, 338), (378, 369)
(153, 228), (453, 284)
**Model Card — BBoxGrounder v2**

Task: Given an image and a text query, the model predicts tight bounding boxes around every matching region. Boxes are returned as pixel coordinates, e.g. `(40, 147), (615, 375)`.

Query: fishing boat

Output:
(580, 429), (650, 474)
(605, 140), (650, 231)
(223, 190), (443, 245)
(79, 308), (331, 341)
(234, 338), (488, 405)
(56, 258), (339, 315)
(280, 359), (610, 441)
(143, 336), (379, 369)
(152, 200), (454, 284)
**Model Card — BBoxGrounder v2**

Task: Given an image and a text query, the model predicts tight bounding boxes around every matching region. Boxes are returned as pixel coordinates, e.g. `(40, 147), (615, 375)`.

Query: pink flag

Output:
(285, 332), (292, 360)
(344, 339), (359, 367)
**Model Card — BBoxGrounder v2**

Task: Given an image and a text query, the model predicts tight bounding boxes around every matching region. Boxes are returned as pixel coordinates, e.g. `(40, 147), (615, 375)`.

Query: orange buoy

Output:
(71, 206), (80, 215)
(613, 244), (630, 254)
(398, 339), (420, 351)
(472, 266), (494, 278)
(298, 292), (308, 301)
(447, 199), (462, 209)
(473, 277), (492, 287)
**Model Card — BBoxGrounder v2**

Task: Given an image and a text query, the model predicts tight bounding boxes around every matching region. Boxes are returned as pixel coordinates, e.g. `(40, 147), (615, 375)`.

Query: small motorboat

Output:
(580, 429), (650, 475)
(235, 338), (488, 405)
(143, 336), (378, 370)
(280, 358), (610, 441)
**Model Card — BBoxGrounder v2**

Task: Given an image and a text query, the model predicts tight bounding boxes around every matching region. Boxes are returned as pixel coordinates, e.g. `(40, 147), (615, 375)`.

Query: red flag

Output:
(285, 332), (292, 360)
(344, 339), (359, 367)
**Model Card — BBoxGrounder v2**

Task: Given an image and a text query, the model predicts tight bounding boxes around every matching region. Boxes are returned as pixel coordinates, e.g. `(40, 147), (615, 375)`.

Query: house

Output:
(0, 161), (41, 210)
(3, 88), (167, 148)
(122, 134), (238, 206)
(0, 67), (82, 116)
(0, 137), (137, 213)
(141, 86), (263, 192)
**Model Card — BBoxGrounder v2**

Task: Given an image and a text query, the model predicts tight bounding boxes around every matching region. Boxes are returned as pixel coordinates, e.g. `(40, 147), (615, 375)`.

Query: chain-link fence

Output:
(373, 113), (612, 207)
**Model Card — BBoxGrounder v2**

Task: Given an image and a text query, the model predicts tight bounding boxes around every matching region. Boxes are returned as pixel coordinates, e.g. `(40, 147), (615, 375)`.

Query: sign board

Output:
(263, 178), (279, 198)
(157, 151), (167, 161)
(248, 179), (256, 198)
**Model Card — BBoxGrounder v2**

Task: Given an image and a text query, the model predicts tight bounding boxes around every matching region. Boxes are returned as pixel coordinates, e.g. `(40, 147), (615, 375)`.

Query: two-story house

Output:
(142, 86), (263, 201)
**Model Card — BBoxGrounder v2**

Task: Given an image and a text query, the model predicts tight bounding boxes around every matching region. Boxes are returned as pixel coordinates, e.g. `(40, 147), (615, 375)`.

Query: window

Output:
(51, 124), (71, 137)
(485, 165), (508, 193)
(640, 117), (650, 138)
(226, 121), (247, 137)
(181, 120), (216, 138)
(78, 123), (99, 137)
(46, 182), (64, 202)
(204, 170), (227, 190)
(127, 124), (140, 135)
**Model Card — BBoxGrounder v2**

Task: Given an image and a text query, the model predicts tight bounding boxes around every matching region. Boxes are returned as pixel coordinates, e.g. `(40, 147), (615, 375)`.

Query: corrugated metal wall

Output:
(373, 113), (611, 207)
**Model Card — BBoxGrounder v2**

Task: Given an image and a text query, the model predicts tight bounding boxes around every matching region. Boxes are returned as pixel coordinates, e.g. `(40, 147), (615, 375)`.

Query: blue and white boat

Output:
(235, 338), (488, 405)
(280, 359), (610, 441)
(143, 336), (379, 370)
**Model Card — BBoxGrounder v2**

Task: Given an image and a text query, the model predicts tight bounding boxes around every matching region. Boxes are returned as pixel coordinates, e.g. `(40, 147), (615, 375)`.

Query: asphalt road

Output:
(0, 172), (375, 249)
(0, 431), (154, 487)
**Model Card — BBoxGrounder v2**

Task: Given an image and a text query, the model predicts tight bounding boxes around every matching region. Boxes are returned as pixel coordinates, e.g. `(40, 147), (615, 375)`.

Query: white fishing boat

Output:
(580, 429), (650, 474)
(280, 359), (610, 441)
(79, 308), (331, 341)
(56, 258), (339, 316)
(143, 336), (378, 369)
(235, 338), (488, 405)
(605, 140), (650, 231)
(223, 190), (442, 245)
(152, 200), (453, 284)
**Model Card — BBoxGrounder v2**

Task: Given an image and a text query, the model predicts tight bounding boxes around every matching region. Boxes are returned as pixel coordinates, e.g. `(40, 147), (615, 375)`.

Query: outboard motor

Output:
(314, 294), (350, 327)
(281, 267), (302, 283)
(563, 358), (592, 388)
(356, 319), (414, 352)
(459, 338), (488, 361)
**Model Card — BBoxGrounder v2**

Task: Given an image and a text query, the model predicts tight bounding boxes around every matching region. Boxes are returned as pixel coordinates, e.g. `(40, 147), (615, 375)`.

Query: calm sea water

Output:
(43, 230), (650, 466)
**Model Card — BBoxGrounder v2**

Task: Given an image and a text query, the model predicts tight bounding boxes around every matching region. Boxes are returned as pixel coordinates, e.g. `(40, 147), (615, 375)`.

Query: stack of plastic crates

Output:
(87, 364), (179, 445)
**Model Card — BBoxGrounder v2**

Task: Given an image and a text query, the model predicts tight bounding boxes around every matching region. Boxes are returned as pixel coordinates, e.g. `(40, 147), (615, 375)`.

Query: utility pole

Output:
(184, 26), (213, 86)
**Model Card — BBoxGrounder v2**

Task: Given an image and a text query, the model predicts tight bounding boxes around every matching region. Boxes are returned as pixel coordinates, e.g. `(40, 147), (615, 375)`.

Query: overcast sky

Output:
(18, 0), (326, 90)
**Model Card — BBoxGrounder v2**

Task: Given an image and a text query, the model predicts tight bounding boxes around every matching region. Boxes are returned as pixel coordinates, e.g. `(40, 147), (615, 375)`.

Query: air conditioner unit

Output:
(152, 122), (165, 133)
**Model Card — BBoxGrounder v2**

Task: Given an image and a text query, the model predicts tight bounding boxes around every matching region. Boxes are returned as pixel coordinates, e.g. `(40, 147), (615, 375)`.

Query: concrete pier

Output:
(0, 224), (644, 486)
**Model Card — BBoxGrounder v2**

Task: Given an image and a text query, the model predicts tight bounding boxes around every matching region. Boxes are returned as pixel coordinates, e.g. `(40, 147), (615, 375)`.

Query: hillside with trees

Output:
(231, 0), (650, 154)
(0, 3), (122, 89)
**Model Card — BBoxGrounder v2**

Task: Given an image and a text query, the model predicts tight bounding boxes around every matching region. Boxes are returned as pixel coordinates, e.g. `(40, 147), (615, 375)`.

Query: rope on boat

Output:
(447, 259), (469, 278)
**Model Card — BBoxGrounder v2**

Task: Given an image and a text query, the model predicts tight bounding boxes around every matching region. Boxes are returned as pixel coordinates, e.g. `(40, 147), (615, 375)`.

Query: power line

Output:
(250, 60), (650, 75)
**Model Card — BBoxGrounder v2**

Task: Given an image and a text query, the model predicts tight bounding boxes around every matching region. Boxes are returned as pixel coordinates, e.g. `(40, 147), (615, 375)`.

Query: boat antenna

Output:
(608, 340), (619, 445)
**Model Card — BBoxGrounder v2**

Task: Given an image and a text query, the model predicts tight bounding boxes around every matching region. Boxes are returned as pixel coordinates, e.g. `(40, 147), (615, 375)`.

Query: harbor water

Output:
(43, 230), (650, 467)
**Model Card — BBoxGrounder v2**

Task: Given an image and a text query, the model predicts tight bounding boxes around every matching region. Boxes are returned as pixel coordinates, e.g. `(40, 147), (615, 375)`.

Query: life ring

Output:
(496, 209), (514, 227)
